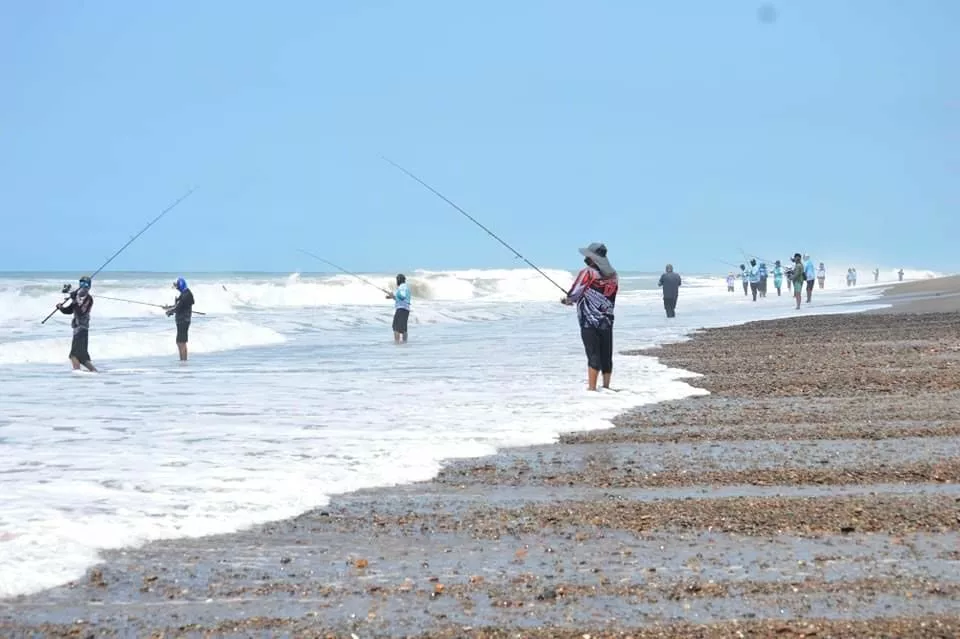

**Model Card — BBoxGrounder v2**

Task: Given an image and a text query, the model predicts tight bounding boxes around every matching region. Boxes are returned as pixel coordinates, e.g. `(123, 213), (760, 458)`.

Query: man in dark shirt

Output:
(57, 275), (97, 372)
(165, 277), (195, 361)
(658, 264), (682, 318)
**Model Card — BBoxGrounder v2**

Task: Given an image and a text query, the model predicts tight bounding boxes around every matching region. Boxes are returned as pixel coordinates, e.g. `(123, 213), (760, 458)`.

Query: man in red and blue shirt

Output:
(561, 242), (619, 391)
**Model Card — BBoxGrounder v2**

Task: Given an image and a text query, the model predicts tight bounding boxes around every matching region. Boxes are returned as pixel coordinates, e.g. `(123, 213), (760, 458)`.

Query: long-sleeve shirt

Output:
(658, 271), (682, 299)
(170, 288), (195, 323)
(391, 282), (411, 310)
(566, 266), (618, 330)
(59, 291), (93, 333)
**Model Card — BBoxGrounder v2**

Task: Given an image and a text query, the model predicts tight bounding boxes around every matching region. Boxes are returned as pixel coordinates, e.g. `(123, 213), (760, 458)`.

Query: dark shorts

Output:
(69, 330), (90, 362)
(806, 279), (815, 293)
(392, 308), (409, 334)
(580, 327), (613, 374)
(176, 322), (190, 343)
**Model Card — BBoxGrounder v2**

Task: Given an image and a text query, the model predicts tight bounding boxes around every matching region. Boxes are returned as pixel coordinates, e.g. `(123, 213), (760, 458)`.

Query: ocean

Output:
(0, 265), (941, 598)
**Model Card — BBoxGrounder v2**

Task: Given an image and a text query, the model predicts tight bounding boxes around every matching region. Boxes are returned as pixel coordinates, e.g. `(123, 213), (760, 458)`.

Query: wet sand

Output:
(3, 282), (960, 637)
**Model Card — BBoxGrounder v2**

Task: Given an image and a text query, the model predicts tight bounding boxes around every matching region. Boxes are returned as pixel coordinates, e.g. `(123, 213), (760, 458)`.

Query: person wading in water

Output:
(561, 242), (619, 391)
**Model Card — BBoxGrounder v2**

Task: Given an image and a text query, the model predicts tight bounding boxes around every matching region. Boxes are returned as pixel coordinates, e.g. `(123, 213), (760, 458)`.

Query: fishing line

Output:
(298, 249), (392, 295)
(380, 157), (569, 295)
(42, 188), (198, 323)
(97, 295), (207, 316)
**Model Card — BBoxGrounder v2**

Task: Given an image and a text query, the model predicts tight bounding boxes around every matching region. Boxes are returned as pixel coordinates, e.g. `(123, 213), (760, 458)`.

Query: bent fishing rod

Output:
(380, 157), (569, 295)
(297, 249), (392, 295)
(41, 188), (198, 324)
(96, 295), (207, 316)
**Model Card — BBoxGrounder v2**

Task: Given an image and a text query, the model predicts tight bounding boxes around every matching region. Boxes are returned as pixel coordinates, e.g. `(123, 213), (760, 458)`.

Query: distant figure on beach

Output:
(561, 242), (618, 391)
(845, 268), (860, 286)
(757, 262), (768, 298)
(165, 277), (195, 361)
(803, 255), (816, 303)
(899, 269), (905, 282)
(726, 272), (736, 292)
(773, 260), (784, 296)
(739, 264), (749, 296)
(817, 263), (826, 289)
(658, 264), (682, 318)
(748, 259), (761, 302)
(57, 275), (97, 372)
(791, 254), (805, 310)
(386, 274), (411, 344)
(873, 268), (880, 283)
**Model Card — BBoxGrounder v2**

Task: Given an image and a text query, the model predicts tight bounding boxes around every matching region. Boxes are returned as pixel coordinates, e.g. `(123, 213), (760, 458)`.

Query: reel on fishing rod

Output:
(61, 283), (73, 294)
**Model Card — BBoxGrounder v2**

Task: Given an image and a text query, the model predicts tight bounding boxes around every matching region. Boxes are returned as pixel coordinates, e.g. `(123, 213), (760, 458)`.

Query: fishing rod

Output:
(41, 187), (198, 324)
(380, 156), (570, 295)
(297, 249), (392, 295)
(96, 295), (207, 316)
(740, 247), (776, 265)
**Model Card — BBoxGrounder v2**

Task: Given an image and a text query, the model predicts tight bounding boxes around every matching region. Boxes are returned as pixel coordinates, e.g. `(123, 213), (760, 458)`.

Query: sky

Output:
(0, 0), (957, 274)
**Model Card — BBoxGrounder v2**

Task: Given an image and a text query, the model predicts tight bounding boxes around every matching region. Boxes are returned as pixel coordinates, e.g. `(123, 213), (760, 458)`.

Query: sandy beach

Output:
(2, 279), (959, 638)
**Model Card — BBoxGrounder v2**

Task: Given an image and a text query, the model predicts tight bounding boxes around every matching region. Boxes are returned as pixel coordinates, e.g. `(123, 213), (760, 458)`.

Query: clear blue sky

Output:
(1, 1), (956, 274)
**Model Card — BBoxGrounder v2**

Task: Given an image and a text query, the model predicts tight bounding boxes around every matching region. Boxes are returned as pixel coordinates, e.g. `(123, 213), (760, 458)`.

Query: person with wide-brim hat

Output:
(561, 242), (619, 391)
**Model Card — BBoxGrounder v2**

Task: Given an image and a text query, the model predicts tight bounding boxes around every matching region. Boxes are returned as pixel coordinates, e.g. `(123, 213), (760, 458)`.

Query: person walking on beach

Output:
(165, 277), (195, 361)
(57, 275), (97, 372)
(804, 255), (816, 303)
(748, 259), (761, 301)
(561, 242), (618, 391)
(899, 269), (905, 282)
(658, 264), (681, 318)
(791, 254), (805, 310)
(817, 262), (826, 289)
(757, 262), (768, 298)
(739, 264), (749, 296)
(726, 272), (736, 293)
(873, 268), (880, 283)
(386, 273), (411, 344)
(773, 260), (784, 296)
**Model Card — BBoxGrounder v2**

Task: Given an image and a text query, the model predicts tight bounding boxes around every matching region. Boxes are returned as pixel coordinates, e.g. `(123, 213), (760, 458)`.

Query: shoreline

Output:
(3, 278), (960, 636)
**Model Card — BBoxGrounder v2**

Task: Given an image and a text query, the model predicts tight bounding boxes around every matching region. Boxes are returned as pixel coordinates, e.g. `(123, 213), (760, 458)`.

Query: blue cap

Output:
(175, 277), (187, 292)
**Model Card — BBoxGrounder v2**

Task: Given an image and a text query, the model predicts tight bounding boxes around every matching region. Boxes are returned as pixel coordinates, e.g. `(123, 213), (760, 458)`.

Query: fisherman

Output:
(739, 264), (749, 296)
(561, 242), (618, 391)
(791, 254), (806, 310)
(165, 277), (195, 361)
(817, 262), (826, 289)
(873, 268), (880, 283)
(803, 255), (816, 303)
(658, 264), (681, 318)
(748, 259), (760, 301)
(757, 261), (768, 298)
(57, 276), (97, 372)
(726, 272), (736, 293)
(385, 274), (411, 344)
(773, 260), (784, 296)
(898, 269), (905, 282)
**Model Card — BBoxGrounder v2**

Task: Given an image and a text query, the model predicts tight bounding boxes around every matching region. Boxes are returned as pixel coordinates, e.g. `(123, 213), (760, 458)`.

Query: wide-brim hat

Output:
(578, 242), (616, 276)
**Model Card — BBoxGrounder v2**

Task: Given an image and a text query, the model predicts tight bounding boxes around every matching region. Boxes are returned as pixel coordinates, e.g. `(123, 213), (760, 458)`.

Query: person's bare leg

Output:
(82, 360), (97, 372)
(70, 356), (81, 370)
(602, 371), (612, 389)
(177, 343), (188, 361)
(587, 367), (599, 391)
(401, 332), (408, 344)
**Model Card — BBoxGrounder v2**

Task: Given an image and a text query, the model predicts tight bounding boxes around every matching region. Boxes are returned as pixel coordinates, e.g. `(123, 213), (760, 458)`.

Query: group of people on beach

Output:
(53, 247), (908, 395)
(727, 255), (822, 309)
(55, 276), (195, 372)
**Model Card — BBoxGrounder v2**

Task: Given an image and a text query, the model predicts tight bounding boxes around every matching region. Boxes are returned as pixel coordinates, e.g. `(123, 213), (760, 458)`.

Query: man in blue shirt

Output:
(386, 273), (411, 343)
(803, 255), (817, 303)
